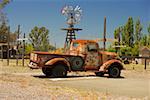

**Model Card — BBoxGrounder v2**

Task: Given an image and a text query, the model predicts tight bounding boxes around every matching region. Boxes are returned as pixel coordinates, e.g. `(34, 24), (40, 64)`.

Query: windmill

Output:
(61, 5), (82, 50)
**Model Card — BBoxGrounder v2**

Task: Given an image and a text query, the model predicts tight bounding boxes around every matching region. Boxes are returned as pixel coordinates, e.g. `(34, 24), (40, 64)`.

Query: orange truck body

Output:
(28, 39), (124, 78)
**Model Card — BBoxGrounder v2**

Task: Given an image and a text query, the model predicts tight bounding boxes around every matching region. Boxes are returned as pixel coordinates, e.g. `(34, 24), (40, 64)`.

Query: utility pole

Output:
(16, 25), (20, 66)
(22, 33), (25, 66)
(7, 26), (10, 66)
(144, 59), (147, 70)
(103, 16), (106, 51)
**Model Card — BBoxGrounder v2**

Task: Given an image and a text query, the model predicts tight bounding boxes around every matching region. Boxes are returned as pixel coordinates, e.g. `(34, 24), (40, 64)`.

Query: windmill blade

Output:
(61, 5), (82, 25)
(74, 5), (80, 11)
(74, 6), (82, 14)
(61, 6), (69, 15)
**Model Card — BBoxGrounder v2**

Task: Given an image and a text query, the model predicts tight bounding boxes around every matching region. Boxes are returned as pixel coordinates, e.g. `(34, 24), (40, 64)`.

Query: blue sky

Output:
(2, 0), (150, 48)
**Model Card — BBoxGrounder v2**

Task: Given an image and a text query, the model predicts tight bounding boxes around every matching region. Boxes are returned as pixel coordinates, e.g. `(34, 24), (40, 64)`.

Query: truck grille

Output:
(30, 53), (37, 61)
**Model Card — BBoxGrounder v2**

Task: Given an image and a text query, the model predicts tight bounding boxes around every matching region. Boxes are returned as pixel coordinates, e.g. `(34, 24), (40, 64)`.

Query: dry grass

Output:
(0, 59), (41, 74)
(124, 63), (150, 71)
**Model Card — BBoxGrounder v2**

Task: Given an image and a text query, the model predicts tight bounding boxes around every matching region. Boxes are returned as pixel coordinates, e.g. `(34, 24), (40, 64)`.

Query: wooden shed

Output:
(139, 47), (150, 65)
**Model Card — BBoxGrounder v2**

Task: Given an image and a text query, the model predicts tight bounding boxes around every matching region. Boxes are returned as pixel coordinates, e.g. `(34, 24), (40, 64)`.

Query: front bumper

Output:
(28, 62), (39, 69)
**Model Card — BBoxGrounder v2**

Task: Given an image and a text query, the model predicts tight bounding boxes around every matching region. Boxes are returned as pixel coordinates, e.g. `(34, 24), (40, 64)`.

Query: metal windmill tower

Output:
(61, 5), (82, 50)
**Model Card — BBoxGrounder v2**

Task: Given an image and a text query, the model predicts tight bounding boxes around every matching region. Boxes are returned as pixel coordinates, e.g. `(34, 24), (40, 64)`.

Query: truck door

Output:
(84, 43), (100, 70)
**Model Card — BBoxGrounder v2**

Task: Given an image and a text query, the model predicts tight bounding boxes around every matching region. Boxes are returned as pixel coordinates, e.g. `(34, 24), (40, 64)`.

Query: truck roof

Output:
(72, 39), (97, 44)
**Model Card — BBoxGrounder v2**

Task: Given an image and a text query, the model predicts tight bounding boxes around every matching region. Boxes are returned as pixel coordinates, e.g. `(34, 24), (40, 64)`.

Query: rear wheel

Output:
(52, 64), (67, 78)
(108, 65), (121, 78)
(42, 67), (52, 76)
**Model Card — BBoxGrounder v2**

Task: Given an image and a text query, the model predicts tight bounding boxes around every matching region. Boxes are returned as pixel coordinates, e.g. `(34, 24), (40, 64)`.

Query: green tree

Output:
(0, 22), (8, 42)
(107, 45), (116, 53)
(147, 24), (150, 46)
(121, 26), (126, 45)
(0, 0), (10, 9)
(125, 17), (134, 47)
(140, 34), (148, 46)
(120, 46), (132, 56)
(25, 43), (34, 54)
(148, 24), (150, 36)
(29, 26), (50, 51)
(131, 44), (139, 56)
(0, 0), (11, 24)
(114, 29), (118, 46)
(114, 27), (121, 45)
(135, 19), (142, 43)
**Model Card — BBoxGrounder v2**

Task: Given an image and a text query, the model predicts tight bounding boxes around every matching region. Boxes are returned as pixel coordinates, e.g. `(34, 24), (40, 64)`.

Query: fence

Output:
(121, 56), (150, 70)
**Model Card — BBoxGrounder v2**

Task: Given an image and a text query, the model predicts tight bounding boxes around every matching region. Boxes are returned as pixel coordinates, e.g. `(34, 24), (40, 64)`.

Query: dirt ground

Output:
(0, 60), (150, 100)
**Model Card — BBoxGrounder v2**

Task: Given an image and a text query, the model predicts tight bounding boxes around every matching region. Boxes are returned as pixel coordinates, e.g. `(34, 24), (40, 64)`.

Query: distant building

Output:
(0, 43), (8, 58)
(0, 33), (17, 59)
(139, 46), (150, 65)
(0, 43), (17, 59)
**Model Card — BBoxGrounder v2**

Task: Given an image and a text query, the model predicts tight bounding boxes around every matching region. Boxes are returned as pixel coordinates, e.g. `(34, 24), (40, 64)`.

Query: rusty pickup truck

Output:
(28, 39), (124, 78)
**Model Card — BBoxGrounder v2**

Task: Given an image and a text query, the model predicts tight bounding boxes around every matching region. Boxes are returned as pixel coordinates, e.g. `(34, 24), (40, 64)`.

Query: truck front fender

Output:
(99, 59), (124, 72)
(45, 58), (71, 71)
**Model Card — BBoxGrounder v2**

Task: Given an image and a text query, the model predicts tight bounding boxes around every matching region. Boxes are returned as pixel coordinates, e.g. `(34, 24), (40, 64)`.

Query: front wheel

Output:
(108, 66), (121, 78)
(52, 64), (67, 78)
(42, 67), (52, 76)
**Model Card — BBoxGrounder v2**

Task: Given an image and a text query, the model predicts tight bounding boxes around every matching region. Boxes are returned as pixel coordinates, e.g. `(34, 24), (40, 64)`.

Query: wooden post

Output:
(0, 45), (3, 61)
(16, 25), (20, 66)
(2, 45), (3, 62)
(7, 26), (10, 66)
(144, 58), (147, 70)
(103, 16), (106, 51)
(22, 33), (25, 66)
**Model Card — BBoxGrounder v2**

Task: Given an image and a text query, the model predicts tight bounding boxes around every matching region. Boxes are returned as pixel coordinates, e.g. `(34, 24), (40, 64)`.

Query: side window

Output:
(87, 43), (98, 52)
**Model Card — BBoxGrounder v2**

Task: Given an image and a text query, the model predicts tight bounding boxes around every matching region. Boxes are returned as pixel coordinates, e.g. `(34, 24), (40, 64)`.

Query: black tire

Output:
(52, 64), (67, 78)
(95, 72), (104, 77)
(42, 67), (52, 76)
(108, 66), (121, 78)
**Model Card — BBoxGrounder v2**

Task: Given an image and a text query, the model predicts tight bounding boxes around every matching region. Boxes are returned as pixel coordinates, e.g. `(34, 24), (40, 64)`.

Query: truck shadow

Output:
(33, 74), (124, 79)
(33, 75), (95, 78)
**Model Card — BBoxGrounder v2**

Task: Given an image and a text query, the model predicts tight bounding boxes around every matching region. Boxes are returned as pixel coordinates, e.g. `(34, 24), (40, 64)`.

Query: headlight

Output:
(30, 53), (37, 61)
(33, 54), (37, 61)
(30, 53), (34, 60)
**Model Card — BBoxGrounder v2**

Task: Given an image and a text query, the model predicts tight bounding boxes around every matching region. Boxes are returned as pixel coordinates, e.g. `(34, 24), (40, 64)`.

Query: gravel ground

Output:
(0, 72), (149, 100)
(0, 62), (149, 100)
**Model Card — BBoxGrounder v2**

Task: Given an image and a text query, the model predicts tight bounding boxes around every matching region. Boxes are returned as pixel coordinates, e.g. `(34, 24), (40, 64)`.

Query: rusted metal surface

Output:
(29, 39), (123, 74)
(45, 58), (71, 70)
(99, 59), (123, 72)
(71, 39), (97, 44)
(69, 39), (119, 70)
(29, 51), (83, 71)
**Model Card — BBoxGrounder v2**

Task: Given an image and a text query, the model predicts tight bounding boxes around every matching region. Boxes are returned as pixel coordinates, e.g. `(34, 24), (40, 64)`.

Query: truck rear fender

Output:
(99, 60), (124, 72)
(45, 58), (71, 71)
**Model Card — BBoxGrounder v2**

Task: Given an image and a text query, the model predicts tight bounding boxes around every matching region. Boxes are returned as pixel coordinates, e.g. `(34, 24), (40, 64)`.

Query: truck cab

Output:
(68, 40), (120, 70)
(68, 40), (101, 70)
